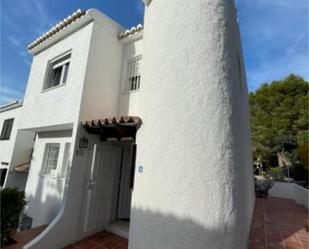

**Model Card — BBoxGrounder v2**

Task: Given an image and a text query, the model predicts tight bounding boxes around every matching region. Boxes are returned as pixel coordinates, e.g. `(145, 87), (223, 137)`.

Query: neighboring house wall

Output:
(0, 104), (22, 187)
(118, 37), (143, 116)
(130, 1), (254, 249)
(5, 130), (35, 190)
(269, 182), (309, 209)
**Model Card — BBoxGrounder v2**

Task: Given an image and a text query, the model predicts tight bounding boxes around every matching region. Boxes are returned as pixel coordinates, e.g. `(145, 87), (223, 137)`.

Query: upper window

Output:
(44, 53), (71, 90)
(127, 55), (142, 92)
(0, 118), (14, 140)
(41, 143), (60, 175)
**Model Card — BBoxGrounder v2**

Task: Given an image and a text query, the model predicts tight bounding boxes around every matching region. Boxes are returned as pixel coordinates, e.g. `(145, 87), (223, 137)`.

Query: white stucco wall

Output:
(24, 9), (127, 249)
(79, 11), (124, 122)
(117, 37), (143, 116)
(20, 22), (94, 131)
(129, 1), (254, 249)
(269, 182), (309, 209)
(24, 130), (73, 227)
(24, 127), (103, 249)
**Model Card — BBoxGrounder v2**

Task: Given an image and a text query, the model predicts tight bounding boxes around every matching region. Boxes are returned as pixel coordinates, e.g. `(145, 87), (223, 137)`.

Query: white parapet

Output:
(269, 181), (309, 209)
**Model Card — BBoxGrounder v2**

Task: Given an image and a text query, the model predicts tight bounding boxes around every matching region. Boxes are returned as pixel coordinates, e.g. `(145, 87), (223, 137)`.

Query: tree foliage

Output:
(249, 74), (308, 178)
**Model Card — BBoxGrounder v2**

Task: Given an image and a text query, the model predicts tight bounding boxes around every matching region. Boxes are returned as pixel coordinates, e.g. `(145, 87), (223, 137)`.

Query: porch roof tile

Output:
(82, 116), (142, 129)
(27, 9), (86, 50)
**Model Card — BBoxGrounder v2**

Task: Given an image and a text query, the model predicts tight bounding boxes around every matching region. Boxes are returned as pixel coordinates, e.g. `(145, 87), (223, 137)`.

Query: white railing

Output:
(269, 181), (308, 209)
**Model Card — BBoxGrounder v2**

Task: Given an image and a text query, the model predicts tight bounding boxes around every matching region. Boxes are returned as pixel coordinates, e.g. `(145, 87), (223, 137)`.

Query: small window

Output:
(44, 53), (71, 90)
(0, 118), (14, 140)
(127, 55), (142, 91)
(41, 143), (60, 175)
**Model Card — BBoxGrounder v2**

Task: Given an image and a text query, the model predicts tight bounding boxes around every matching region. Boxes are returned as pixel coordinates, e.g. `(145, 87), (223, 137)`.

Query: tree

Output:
(249, 74), (308, 181)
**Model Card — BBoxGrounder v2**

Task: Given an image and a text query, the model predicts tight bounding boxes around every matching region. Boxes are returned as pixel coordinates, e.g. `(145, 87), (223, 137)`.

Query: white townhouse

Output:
(0, 1), (254, 249)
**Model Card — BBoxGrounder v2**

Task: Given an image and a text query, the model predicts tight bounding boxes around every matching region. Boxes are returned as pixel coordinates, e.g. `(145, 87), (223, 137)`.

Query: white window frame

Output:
(43, 52), (71, 91)
(59, 142), (71, 179)
(127, 55), (142, 92)
(41, 143), (60, 176)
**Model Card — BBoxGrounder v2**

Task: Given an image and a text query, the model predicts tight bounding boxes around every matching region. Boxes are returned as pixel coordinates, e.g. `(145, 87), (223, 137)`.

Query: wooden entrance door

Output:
(117, 144), (134, 219)
(84, 144), (122, 234)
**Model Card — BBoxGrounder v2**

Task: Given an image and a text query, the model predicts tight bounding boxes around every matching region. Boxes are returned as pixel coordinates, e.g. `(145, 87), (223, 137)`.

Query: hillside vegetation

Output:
(249, 74), (308, 182)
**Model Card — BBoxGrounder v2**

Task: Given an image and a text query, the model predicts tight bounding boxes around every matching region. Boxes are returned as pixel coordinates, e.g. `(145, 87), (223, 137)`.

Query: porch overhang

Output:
(82, 116), (142, 141)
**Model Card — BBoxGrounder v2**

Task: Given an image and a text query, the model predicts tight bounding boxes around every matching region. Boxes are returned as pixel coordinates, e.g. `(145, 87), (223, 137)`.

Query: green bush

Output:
(1, 188), (27, 247)
(267, 167), (283, 179)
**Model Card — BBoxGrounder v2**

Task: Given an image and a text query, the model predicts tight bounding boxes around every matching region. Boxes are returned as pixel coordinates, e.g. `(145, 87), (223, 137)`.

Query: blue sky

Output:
(0, 0), (308, 105)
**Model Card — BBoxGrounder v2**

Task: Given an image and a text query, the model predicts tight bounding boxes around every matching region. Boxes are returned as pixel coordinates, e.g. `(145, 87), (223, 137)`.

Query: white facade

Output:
(0, 2), (254, 249)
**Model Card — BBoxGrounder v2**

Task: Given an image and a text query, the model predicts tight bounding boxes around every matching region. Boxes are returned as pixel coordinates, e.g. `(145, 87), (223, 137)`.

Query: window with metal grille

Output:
(0, 118), (14, 140)
(41, 143), (60, 175)
(44, 53), (71, 90)
(127, 55), (142, 91)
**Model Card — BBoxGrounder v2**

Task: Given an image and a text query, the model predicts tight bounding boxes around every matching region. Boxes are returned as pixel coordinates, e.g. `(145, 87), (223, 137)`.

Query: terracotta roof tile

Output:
(28, 9), (86, 50)
(118, 24), (143, 40)
(82, 116), (142, 129)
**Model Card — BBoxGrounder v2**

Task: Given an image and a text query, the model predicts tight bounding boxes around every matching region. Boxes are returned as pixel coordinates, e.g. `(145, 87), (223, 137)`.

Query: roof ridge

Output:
(28, 9), (86, 50)
(118, 24), (144, 39)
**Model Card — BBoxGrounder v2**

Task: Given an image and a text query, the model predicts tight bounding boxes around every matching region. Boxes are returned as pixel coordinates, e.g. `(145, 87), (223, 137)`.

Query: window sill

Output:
(42, 83), (66, 93)
(123, 89), (140, 95)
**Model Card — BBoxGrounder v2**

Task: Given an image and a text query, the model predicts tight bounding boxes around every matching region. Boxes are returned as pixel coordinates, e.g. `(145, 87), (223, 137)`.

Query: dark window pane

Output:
(0, 168), (8, 187)
(0, 118), (14, 140)
(51, 67), (62, 87)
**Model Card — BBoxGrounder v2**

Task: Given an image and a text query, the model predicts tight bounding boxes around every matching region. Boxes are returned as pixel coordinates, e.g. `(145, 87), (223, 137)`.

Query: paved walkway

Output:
(249, 197), (308, 249)
(65, 197), (308, 249)
(4, 197), (307, 249)
(63, 231), (128, 249)
(3, 225), (47, 249)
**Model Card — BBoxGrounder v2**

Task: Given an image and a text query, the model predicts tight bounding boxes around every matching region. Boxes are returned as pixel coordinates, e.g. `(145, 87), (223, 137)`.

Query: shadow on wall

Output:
(128, 208), (250, 249)
(26, 174), (64, 228)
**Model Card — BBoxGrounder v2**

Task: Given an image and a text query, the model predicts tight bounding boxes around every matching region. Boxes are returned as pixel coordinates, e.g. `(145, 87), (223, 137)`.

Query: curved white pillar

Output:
(130, 0), (254, 249)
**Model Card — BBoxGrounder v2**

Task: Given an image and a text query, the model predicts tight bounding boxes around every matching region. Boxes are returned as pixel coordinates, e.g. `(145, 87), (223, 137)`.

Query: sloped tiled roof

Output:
(118, 24), (143, 40)
(27, 9), (86, 50)
(83, 116), (142, 128)
(83, 116), (142, 140)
